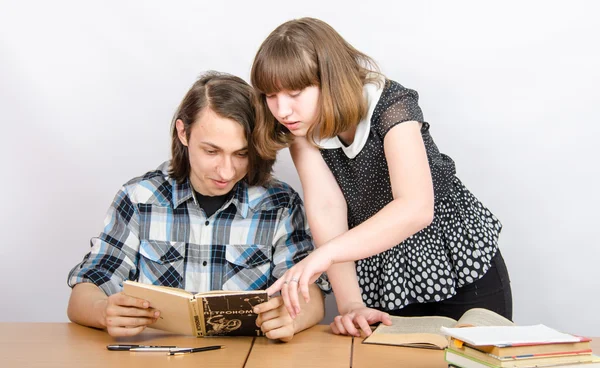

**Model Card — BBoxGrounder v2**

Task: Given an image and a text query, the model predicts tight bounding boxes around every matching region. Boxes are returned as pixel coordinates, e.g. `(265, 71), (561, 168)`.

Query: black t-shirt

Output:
(194, 190), (232, 218)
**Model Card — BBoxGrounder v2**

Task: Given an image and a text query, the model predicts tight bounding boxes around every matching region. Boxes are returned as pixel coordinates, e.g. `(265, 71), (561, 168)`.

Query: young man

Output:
(67, 72), (327, 341)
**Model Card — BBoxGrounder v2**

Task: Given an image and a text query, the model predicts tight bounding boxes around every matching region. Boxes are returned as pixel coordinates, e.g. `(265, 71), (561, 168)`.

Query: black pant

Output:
(389, 250), (513, 321)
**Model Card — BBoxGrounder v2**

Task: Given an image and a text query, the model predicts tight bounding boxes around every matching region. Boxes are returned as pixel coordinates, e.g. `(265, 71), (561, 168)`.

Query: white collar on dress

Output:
(315, 81), (384, 159)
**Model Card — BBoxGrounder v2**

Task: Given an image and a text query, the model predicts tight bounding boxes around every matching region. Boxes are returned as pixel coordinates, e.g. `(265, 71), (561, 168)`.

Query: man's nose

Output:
(217, 156), (235, 180)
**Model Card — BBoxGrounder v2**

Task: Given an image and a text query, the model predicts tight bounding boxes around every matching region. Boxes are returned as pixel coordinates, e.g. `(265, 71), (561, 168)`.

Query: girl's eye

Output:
(265, 94), (275, 99)
(289, 91), (302, 97)
(237, 152), (248, 158)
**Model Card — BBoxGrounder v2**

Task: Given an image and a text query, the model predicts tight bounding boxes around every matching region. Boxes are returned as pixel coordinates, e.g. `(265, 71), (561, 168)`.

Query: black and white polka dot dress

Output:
(317, 80), (502, 312)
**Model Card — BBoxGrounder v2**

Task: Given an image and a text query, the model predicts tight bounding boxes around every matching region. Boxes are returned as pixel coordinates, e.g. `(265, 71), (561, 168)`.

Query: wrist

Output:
(94, 298), (109, 329)
(319, 242), (339, 265)
(339, 301), (365, 315)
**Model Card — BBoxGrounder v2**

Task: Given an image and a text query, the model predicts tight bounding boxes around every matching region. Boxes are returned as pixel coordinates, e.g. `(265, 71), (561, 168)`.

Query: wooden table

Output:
(246, 325), (351, 368)
(0, 323), (597, 367)
(352, 336), (446, 368)
(0, 323), (253, 368)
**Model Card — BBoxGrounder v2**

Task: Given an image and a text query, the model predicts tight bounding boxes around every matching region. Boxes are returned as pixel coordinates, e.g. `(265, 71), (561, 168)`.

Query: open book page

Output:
(363, 316), (457, 349)
(377, 316), (457, 334)
(441, 324), (582, 346)
(195, 289), (267, 297)
(455, 308), (515, 328)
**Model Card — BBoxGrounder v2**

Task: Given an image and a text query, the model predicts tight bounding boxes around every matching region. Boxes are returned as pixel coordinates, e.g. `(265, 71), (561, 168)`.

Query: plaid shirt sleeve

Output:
(67, 186), (141, 296)
(269, 192), (331, 293)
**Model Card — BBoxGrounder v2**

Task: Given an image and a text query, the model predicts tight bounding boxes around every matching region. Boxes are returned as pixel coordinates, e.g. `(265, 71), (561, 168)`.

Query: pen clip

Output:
(107, 345), (136, 351)
(168, 345), (224, 356)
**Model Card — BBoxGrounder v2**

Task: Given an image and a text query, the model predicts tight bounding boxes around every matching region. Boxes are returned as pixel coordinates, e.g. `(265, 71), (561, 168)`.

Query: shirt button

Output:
(202, 261), (207, 266)
(204, 220), (209, 226)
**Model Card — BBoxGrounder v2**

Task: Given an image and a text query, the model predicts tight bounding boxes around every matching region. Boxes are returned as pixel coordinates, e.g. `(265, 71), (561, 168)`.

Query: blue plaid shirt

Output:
(68, 161), (329, 296)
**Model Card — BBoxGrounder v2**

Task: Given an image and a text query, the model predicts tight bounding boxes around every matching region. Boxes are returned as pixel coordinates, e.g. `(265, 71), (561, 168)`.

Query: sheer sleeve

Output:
(372, 81), (424, 139)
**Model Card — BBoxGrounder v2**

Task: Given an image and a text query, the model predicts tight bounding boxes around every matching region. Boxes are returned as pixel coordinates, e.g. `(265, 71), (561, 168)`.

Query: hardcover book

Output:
(444, 349), (600, 368)
(123, 280), (268, 337)
(362, 308), (514, 350)
(460, 337), (592, 358)
(446, 344), (597, 368)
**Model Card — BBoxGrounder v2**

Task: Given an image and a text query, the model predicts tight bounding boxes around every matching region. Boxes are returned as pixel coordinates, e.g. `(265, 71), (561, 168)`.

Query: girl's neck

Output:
(337, 126), (357, 147)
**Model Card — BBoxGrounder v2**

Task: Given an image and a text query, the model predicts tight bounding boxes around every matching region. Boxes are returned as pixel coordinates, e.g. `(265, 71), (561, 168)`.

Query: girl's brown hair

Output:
(251, 17), (382, 160)
(169, 71), (273, 186)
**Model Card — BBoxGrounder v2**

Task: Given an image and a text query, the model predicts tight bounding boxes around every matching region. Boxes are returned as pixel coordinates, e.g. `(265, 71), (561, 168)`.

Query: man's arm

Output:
(254, 283), (324, 342)
(68, 283), (159, 336)
(67, 186), (159, 336)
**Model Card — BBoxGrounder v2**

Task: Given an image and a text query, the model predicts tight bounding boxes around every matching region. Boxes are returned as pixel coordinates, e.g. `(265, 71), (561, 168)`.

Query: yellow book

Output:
(123, 280), (268, 337)
(363, 308), (514, 350)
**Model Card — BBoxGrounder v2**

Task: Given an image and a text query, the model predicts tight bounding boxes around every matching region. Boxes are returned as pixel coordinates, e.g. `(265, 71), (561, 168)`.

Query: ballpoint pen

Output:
(107, 344), (178, 352)
(168, 345), (224, 356)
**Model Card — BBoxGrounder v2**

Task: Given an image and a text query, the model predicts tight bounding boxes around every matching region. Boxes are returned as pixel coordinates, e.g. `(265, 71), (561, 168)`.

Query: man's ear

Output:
(175, 119), (188, 146)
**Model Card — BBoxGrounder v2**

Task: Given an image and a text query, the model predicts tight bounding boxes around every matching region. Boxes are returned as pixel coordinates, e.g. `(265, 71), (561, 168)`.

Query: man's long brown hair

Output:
(169, 71), (273, 186)
(251, 17), (383, 160)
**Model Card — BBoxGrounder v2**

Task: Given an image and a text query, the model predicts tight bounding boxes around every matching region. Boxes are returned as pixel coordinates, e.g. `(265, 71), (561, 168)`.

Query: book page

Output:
(441, 324), (582, 346)
(363, 315), (457, 349)
(455, 308), (515, 328)
(195, 290), (267, 297)
(376, 315), (457, 335)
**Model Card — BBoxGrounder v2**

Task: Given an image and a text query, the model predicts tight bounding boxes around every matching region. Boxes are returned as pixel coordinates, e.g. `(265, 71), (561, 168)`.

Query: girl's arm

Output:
(268, 121), (434, 311)
(287, 137), (363, 312)
(286, 137), (391, 335)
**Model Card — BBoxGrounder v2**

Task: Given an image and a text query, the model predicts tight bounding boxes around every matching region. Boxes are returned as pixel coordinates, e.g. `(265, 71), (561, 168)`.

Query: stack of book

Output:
(442, 324), (600, 368)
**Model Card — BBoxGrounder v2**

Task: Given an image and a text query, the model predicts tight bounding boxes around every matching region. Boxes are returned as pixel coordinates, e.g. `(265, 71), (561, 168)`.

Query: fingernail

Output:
(143, 302), (149, 308)
(253, 307), (259, 313)
(154, 311), (160, 318)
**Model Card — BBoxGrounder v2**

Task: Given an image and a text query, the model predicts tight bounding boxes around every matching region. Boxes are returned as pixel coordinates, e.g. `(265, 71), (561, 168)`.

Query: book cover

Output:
(362, 308), (514, 350)
(200, 293), (267, 336)
(122, 280), (267, 337)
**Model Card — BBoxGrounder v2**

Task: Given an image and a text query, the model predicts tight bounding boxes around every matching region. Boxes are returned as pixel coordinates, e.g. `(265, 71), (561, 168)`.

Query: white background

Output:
(1, 0), (599, 336)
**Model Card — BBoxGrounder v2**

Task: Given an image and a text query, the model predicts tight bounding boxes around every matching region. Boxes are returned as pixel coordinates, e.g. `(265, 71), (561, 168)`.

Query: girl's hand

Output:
(330, 304), (392, 337)
(266, 246), (334, 318)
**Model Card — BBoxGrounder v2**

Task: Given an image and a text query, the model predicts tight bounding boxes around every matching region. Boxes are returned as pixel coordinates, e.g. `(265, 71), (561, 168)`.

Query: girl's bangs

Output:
(253, 43), (318, 95)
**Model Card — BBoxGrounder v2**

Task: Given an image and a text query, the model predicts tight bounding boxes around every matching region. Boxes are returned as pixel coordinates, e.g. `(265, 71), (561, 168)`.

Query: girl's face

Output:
(265, 86), (320, 137)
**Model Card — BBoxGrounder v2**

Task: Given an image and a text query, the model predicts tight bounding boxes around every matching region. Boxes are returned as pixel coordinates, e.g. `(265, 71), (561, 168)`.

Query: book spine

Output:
(188, 298), (205, 337)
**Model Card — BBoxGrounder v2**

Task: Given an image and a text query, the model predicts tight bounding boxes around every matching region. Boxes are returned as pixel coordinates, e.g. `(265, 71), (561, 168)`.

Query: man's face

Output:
(176, 108), (249, 196)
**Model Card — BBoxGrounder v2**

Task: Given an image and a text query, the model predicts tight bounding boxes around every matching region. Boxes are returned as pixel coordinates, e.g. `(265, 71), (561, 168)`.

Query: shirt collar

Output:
(315, 81), (384, 159)
(228, 180), (250, 218)
(172, 179), (194, 208)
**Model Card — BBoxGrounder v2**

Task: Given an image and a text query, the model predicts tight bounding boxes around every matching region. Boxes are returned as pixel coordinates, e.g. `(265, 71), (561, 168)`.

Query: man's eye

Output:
(205, 150), (217, 155)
